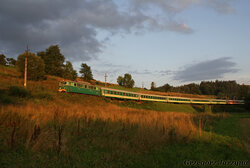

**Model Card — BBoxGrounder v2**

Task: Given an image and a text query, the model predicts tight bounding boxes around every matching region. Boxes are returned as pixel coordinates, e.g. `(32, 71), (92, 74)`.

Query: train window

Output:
(94, 87), (96, 90)
(84, 85), (87, 88)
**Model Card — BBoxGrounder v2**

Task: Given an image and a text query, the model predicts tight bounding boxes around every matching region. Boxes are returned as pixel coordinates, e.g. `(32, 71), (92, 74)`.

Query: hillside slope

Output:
(0, 65), (249, 168)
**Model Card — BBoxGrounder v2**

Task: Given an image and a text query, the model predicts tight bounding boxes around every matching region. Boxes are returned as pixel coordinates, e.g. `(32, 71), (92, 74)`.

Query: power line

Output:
(104, 73), (108, 87)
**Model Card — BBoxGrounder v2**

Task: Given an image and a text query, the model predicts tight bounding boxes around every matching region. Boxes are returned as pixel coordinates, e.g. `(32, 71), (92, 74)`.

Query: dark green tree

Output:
(16, 52), (45, 80)
(0, 54), (7, 66)
(63, 61), (77, 80)
(244, 94), (250, 111)
(79, 63), (93, 81)
(6, 58), (17, 66)
(157, 83), (171, 92)
(151, 82), (156, 90)
(117, 76), (124, 86)
(117, 73), (135, 88)
(239, 84), (249, 99)
(37, 45), (65, 77)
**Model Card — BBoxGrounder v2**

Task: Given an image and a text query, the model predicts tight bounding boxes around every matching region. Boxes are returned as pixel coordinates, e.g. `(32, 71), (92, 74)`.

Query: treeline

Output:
(151, 80), (249, 99)
(0, 45), (94, 82)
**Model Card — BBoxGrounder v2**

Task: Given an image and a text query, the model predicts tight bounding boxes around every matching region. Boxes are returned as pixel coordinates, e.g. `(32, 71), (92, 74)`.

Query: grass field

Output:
(0, 66), (249, 168)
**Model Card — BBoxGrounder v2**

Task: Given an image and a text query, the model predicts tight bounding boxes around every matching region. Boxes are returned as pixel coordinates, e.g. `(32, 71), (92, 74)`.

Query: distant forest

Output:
(151, 80), (249, 100)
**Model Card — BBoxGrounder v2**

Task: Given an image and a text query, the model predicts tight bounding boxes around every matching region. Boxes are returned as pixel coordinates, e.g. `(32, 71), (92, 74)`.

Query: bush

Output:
(9, 86), (30, 98)
(0, 89), (15, 104)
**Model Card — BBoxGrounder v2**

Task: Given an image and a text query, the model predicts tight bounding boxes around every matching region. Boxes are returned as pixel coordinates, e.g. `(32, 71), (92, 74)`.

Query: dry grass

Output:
(0, 102), (197, 152)
(0, 99), (229, 154)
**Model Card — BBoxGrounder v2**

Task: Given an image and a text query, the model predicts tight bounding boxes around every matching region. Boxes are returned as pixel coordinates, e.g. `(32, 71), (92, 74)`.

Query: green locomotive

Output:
(59, 81), (100, 96)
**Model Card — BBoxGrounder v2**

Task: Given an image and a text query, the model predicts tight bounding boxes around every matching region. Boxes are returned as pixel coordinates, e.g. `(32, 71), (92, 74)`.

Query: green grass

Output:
(211, 113), (250, 138)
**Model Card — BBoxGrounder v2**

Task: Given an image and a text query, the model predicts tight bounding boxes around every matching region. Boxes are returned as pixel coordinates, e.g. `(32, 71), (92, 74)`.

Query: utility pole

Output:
(104, 73), (107, 87)
(24, 45), (29, 87)
(142, 82), (144, 90)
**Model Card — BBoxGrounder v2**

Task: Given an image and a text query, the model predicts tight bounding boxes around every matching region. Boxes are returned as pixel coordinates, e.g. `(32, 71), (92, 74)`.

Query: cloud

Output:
(131, 0), (235, 14)
(204, 0), (235, 14)
(0, 0), (235, 60)
(173, 57), (239, 82)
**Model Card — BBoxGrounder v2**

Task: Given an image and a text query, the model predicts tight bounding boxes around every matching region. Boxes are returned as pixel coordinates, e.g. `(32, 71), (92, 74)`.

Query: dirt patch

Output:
(240, 118), (250, 154)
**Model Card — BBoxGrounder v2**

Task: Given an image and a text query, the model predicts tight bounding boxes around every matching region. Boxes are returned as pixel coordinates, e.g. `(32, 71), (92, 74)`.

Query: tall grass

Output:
(0, 101), (229, 155)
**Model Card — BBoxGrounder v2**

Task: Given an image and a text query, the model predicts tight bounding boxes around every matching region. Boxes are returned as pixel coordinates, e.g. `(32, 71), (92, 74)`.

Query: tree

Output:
(117, 76), (124, 86)
(6, 58), (17, 66)
(244, 94), (250, 111)
(117, 73), (135, 88)
(79, 63), (93, 81)
(151, 82), (156, 90)
(16, 52), (45, 81)
(63, 61), (77, 80)
(0, 54), (7, 66)
(37, 45), (65, 77)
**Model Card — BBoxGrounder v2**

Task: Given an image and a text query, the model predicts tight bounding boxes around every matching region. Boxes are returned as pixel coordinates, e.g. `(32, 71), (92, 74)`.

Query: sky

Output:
(0, 0), (249, 88)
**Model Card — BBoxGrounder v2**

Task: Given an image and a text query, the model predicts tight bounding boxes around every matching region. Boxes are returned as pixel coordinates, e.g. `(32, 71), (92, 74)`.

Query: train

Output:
(58, 80), (244, 105)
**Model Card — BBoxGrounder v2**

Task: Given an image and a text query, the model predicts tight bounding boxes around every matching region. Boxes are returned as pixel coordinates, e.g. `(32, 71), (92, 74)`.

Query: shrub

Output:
(9, 86), (30, 98)
(0, 89), (15, 104)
